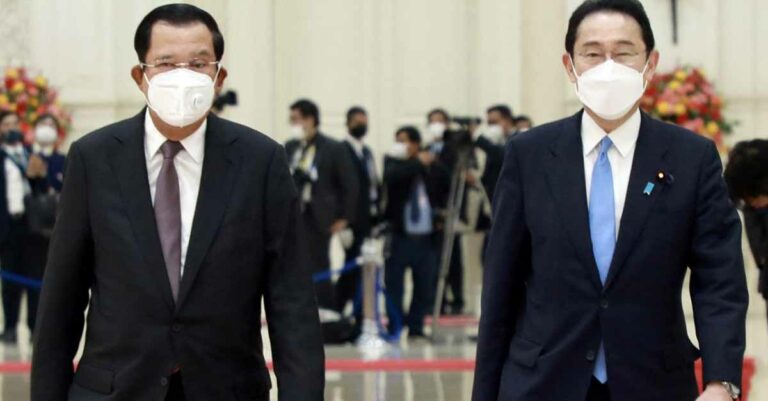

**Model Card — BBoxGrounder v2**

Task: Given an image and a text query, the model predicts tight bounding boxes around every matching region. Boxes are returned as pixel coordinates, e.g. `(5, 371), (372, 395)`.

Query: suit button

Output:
(586, 350), (596, 361)
(160, 377), (169, 386)
(600, 299), (609, 309)
(172, 324), (182, 333)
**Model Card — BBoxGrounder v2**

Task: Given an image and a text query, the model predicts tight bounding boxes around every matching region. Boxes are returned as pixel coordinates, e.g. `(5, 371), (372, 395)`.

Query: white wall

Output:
(0, 0), (765, 152)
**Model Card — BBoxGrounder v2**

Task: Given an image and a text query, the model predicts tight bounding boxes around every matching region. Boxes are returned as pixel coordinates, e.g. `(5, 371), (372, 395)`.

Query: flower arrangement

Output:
(0, 66), (72, 143)
(641, 66), (733, 153)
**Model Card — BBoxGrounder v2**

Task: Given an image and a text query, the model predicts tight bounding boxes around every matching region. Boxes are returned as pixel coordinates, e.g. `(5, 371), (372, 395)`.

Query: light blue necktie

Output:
(589, 136), (616, 384)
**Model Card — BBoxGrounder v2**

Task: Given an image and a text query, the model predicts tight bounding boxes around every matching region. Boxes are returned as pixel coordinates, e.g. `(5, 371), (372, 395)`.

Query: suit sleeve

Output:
(688, 141), (748, 386)
(334, 143), (359, 226)
(31, 142), (93, 401)
(262, 146), (325, 401)
(472, 140), (530, 401)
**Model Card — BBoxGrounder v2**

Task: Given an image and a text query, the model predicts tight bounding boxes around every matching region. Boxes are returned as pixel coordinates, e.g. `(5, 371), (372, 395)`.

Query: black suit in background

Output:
(744, 208), (768, 296)
(473, 111), (747, 401)
(285, 133), (359, 309)
(32, 112), (324, 401)
(382, 155), (450, 334)
(334, 141), (380, 315)
(0, 148), (37, 337)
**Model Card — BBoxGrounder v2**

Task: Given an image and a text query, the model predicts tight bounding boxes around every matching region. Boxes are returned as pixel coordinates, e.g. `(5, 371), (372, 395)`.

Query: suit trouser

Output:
(384, 233), (438, 335)
(299, 213), (334, 309)
(165, 372), (186, 401)
(441, 235), (464, 313)
(585, 378), (611, 401)
(0, 216), (36, 333)
(335, 229), (365, 314)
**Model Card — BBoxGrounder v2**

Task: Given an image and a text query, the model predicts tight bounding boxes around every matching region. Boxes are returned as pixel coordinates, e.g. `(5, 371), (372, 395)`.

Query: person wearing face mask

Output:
(0, 110), (34, 345)
(473, 1), (746, 401)
(484, 105), (517, 145)
(513, 115), (534, 134)
(334, 106), (381, 322)
(724, 140), (768, 337)
(284, 99), (359, 311)
(382, 126), (450, 338)
(17, 114), (68, 343)
(32, 5), (324, 401)
(425, 108), (470, 316)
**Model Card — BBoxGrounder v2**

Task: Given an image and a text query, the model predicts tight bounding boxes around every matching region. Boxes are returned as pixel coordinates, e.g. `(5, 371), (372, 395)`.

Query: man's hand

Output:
(27, 154), (48, 178)
(696, 382), (735, 401)
(466, 172), (477, 186)
(417, 151), (435, 166)
(330, 219), (348, 234)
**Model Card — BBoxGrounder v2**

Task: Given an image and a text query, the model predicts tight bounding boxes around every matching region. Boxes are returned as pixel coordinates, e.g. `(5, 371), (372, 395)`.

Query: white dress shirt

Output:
(4, 145), (30, 216)
(582, 110), (641, 236)
(145, 110), (206, 276)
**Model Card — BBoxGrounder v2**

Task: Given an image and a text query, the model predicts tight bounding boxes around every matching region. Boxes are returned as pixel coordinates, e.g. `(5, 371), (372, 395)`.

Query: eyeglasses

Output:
(140, 60), (220, 75)
(576, 51), (644, 67)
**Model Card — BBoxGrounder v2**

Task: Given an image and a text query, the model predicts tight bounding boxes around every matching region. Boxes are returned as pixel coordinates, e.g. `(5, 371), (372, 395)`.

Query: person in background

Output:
(383, 126), (450, 338)
(28, 114), (66, 193)
(485, 105), (517, 145)
(335, 106), (380, 322)
(426, 108), (451, 155)
(23, 114), (67, 340)
(724, 139), (768, 331)
(513, 115), (534, 133)
(285, 99), (359, 310)
(0, 110), (33, 344)
(426, 108), (467, 315)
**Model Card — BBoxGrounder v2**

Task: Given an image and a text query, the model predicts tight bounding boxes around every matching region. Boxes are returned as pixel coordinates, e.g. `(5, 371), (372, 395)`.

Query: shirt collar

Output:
(144, 109), (206, 164)
(581, 109), (641, 158)
(346, 135), (365, 154)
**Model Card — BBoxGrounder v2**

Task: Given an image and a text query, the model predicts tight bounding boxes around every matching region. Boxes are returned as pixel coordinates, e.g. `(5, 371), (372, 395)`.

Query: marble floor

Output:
(1, 232), (766, 400)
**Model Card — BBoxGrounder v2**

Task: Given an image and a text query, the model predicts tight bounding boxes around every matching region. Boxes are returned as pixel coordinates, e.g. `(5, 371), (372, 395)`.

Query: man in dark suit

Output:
(473, 1), (747, 401)
(334, 106), (380, 317)
(32, 5), (324, 401)
(724, 139), (768, 323)
(383, 126), (450, 338)
(285, 99), (359, 310)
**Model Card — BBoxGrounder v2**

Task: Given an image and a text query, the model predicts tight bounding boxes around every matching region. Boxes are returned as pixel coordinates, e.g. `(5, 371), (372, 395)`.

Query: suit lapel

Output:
(110, 111), (175, 311)
(544, 112), (603, 291)
(176, 114), (240, 310)
(603, 114), (670, 291)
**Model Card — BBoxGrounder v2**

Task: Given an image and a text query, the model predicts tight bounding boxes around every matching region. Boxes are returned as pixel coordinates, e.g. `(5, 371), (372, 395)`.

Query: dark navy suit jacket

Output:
(473, 111), (747, 401)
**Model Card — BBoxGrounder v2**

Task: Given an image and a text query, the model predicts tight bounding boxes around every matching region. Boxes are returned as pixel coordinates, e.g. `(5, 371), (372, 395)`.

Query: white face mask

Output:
(427, 122), (447, 142)
(572, 58), (649, 121)
(388, 142), (409, 159)
(291, 124), (306, 138)
(485, 124), (504, 143)
(35, 125), (58, 146)
(144, 67), (219, 128)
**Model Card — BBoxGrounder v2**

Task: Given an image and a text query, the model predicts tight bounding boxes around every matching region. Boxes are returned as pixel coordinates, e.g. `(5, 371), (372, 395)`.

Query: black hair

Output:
(134, 3), (225, 63)
(566, 0), (655, 57)
(427, 108), (450, 124)
(396, 126), (422, 145)
(0, 110), (17, 126)
(487, 105), (514, 122)
(514, 115), (533, 125)
(346, 106), (367, 125)
(724, 139), (768, 203)
(34, 113), (61, 131)
(291, 99), (321, 128)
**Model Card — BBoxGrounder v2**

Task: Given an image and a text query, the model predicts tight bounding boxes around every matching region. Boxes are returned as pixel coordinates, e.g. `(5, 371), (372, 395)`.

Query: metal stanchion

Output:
(356, 237), (389, 357)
